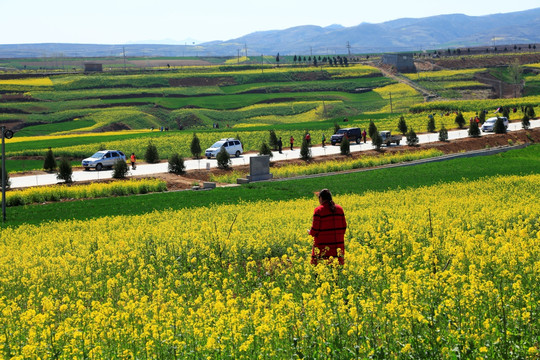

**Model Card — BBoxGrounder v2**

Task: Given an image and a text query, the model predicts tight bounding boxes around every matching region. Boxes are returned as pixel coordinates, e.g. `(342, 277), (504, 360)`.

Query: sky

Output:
(1, 0), (538, 45)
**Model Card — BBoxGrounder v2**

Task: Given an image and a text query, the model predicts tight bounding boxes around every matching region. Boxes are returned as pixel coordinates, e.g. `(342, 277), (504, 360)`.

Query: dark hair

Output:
(318, 188), (336, 212)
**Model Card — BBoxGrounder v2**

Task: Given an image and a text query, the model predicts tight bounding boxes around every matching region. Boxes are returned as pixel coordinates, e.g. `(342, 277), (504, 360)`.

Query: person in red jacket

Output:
(309, 189), (347, 265)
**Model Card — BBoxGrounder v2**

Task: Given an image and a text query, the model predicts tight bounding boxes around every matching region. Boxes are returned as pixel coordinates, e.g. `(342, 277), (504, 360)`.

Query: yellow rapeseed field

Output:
(0, 78), (53, 86)
(0, 174), (538, 358)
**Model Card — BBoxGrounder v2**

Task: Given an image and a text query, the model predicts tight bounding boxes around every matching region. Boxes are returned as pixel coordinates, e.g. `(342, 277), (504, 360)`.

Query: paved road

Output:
(9, 119), (539, 189)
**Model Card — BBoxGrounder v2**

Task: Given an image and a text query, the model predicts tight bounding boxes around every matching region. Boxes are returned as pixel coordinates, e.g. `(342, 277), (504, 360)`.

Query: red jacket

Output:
(309, 203), (347, 264)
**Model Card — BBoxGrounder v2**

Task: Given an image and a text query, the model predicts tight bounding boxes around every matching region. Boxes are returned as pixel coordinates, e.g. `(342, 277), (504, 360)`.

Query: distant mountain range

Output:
(1, 8), (539, 58)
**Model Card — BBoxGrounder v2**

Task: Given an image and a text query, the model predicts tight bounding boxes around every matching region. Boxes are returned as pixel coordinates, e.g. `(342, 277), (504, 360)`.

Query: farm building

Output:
(382, 53), (416, 73)
(84, 63), (103, 72)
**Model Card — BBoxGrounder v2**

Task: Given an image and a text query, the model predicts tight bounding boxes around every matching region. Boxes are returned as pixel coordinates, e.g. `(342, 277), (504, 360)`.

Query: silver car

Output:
(82, 150), (126, 171)
(205, 138), (243, 159)
(481, 117), (508, 132)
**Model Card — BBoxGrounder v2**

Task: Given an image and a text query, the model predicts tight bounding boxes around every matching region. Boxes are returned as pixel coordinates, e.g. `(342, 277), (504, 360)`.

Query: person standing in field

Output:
(305, 132), (311, 147)
(290, 136), (294, 151)
(362, 129), (367, 143)
(130, 153), (136, 170)
(277, 137), (283, 154)
(309, 189), (347, 265)
(322, 133), (326, 147)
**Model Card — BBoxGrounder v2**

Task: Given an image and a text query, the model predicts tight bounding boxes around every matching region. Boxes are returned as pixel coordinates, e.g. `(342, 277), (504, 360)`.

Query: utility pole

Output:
(1, 126), (14, 222)
(347, 41), (351, 56)
(261, 54), (264, 73)
(244, 43), (248, 58)
(237, 49), (240, 64)
(389, 92), (393, 114)
(123, 47), (127, 73)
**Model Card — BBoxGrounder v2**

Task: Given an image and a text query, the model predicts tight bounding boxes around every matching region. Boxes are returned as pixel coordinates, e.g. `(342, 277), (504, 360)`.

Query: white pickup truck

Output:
(380, 131), (402, 146)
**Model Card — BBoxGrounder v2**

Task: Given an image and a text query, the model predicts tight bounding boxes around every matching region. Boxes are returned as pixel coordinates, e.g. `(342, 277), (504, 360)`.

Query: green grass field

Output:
(3, 144), (538, 228)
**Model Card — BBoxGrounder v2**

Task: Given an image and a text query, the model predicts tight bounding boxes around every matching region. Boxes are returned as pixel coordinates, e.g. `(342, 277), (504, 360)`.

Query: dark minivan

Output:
(330, 127), (362, 145)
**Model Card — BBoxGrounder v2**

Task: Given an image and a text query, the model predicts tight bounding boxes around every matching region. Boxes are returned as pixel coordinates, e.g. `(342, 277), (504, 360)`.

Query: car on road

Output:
(331, 127), (362, 145)
(205, 138), (243, 159)
(82, 150), (126, 171)
(380, 131), (402, 146)
(481, 117), (508, 132)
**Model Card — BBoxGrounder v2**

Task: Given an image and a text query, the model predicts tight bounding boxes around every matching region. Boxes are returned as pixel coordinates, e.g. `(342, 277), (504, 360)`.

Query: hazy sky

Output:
(1, 0), (538, 44)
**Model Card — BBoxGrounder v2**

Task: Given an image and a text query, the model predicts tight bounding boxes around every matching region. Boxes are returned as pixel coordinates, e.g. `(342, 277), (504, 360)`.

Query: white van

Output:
(481, 117), (508, 132)
(205, 138), (243, 159)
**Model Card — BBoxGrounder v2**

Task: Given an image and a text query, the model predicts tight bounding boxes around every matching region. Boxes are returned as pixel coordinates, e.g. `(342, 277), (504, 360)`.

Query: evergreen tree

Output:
(300, 138), (311, 160)
(368, 120), (377, 139)
(406, 128), (419, 146)
(112, 159), (129, 179)
(268, 130), (278, 151)
(216, 147), (231, 169)
(479, 110), (486, 123)
(427, 117), (436, 132)
(493, 117), (507, 134)
(190, 133), (202, 159)
(439, 125), (449, 142)
(526, 105), (536, 119)
(371, 131), (383, 150)
(340, 136), (350, 155)
(144, 142), (160, 163)
(43, 147), (57, 172)
(56, 157), (73, 183)
(168, 153), (186, 175)
(276, 53), (280, 67)
(334, 123), (341, 134)
(259, 142), (273, 158)
(468, 120), (480, 137)
(455, 112), (466, 129)
(397, 115), (408, 135)
(522, 114), (530, 130)
(502, 107), (510, 119)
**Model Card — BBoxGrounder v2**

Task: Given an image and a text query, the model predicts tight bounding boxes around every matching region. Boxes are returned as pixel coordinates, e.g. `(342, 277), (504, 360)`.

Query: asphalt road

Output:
(9, 119), (540, 189)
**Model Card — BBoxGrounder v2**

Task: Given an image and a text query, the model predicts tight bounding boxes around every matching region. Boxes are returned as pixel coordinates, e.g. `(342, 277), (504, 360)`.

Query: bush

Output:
(333, 123), (341, 134)
(168, 153), (186, 175)
(439, 125), (449, 142)
(371, 131), (382, 150)
(406, 128), (419, 146)
(56, 157), (73, 183)
(427, 117), (436, 132)
(479, 110), (486, 123)
(216, 147), (231, 169)
(43, 148), (57, 172)
(145, 142), (160, 163)
(526, 105), (535, 119)
(455, 112), (466, 129)
(493, 117), (507, 134)
(522, 114), (530, 130)
(468, 121), (480, 137)
(368, 120), (377, 139)
(269, 130), (278, 151)
(397, 115), (408, 135)
(340, 136), (351, 155)
(112, 159), (129, 179)
(259, 142), (273, 158)
(190, 133), (201, 159)
(300, 138), (311, 160)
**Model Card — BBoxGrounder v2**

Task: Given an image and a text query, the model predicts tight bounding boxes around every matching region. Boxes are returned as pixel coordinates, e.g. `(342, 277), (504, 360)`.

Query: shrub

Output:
(427, 117), (436, 132)
(455, 112), (466, 129)
(190, 133), (201, 159)
(493, 117), (507, 134)
(216, 147), (231, 169)
(522, 114), (530, 130)
(269, 130), (278, 151)
(439, 125), (449, 142)
(526, 105), (535, 119)
(340, 136), (350, 155)
(479, 110), (486, 123)
(368, 120), (377, 139)
(145, 142), (160, 163)
(112, 159), (129, 179)
(406, 128), (419, 146)
(468, 121), (480, 137)
(333, 123), (340, 134)
(259, 142), (273, 158)
(502, 107), (510, 119)
(56, 157), (73, 183)
(300, 138), (311, 160)
(397, 115), (408, 135)
(43, 148), (57, 172)
(168, 153), (186, 175)
(372, 131), (383, 150)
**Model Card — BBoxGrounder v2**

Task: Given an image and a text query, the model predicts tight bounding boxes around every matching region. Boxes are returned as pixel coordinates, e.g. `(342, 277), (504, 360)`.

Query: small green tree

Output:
(406, 128), (419, 146)
(333, 123), (341, 134)
(145, 142), (160, 163)
(368, 120), (377, 139)
(522, 113), (530, 130)
(371, 131), (383, 150)
(502, 107), (510, 119)
(479, 110), (486, 123)
(493, 117), (507, 134)
(427, 117), (436, 132)
(112, 159), (129, 179)
(56, 157), (73, 183)
(43, 148), (57, 172)
(216, 147), (231, 169)
(397, 116), (408, 135)
(300, 138), (311, 160)
(259, 142), (273, 158)
(168, 153), (186, 175)
(526, 105), (536, 119)
(439, 125), (449, 142)
(455, 112), (466, 129)
(190, 133), (202, 159)
(340, 136), (350, 155)
(269, 130), (279, 151)
(468, 120), (480, 137)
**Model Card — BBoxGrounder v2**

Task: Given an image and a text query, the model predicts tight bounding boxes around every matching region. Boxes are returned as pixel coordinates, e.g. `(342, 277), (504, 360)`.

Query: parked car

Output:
(205, 138), (243, 159)
(331, 127), (362, 145)
(82, 150), (126, 171)
(481, 117), (508, 132)
(379, 131), (402, 146)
